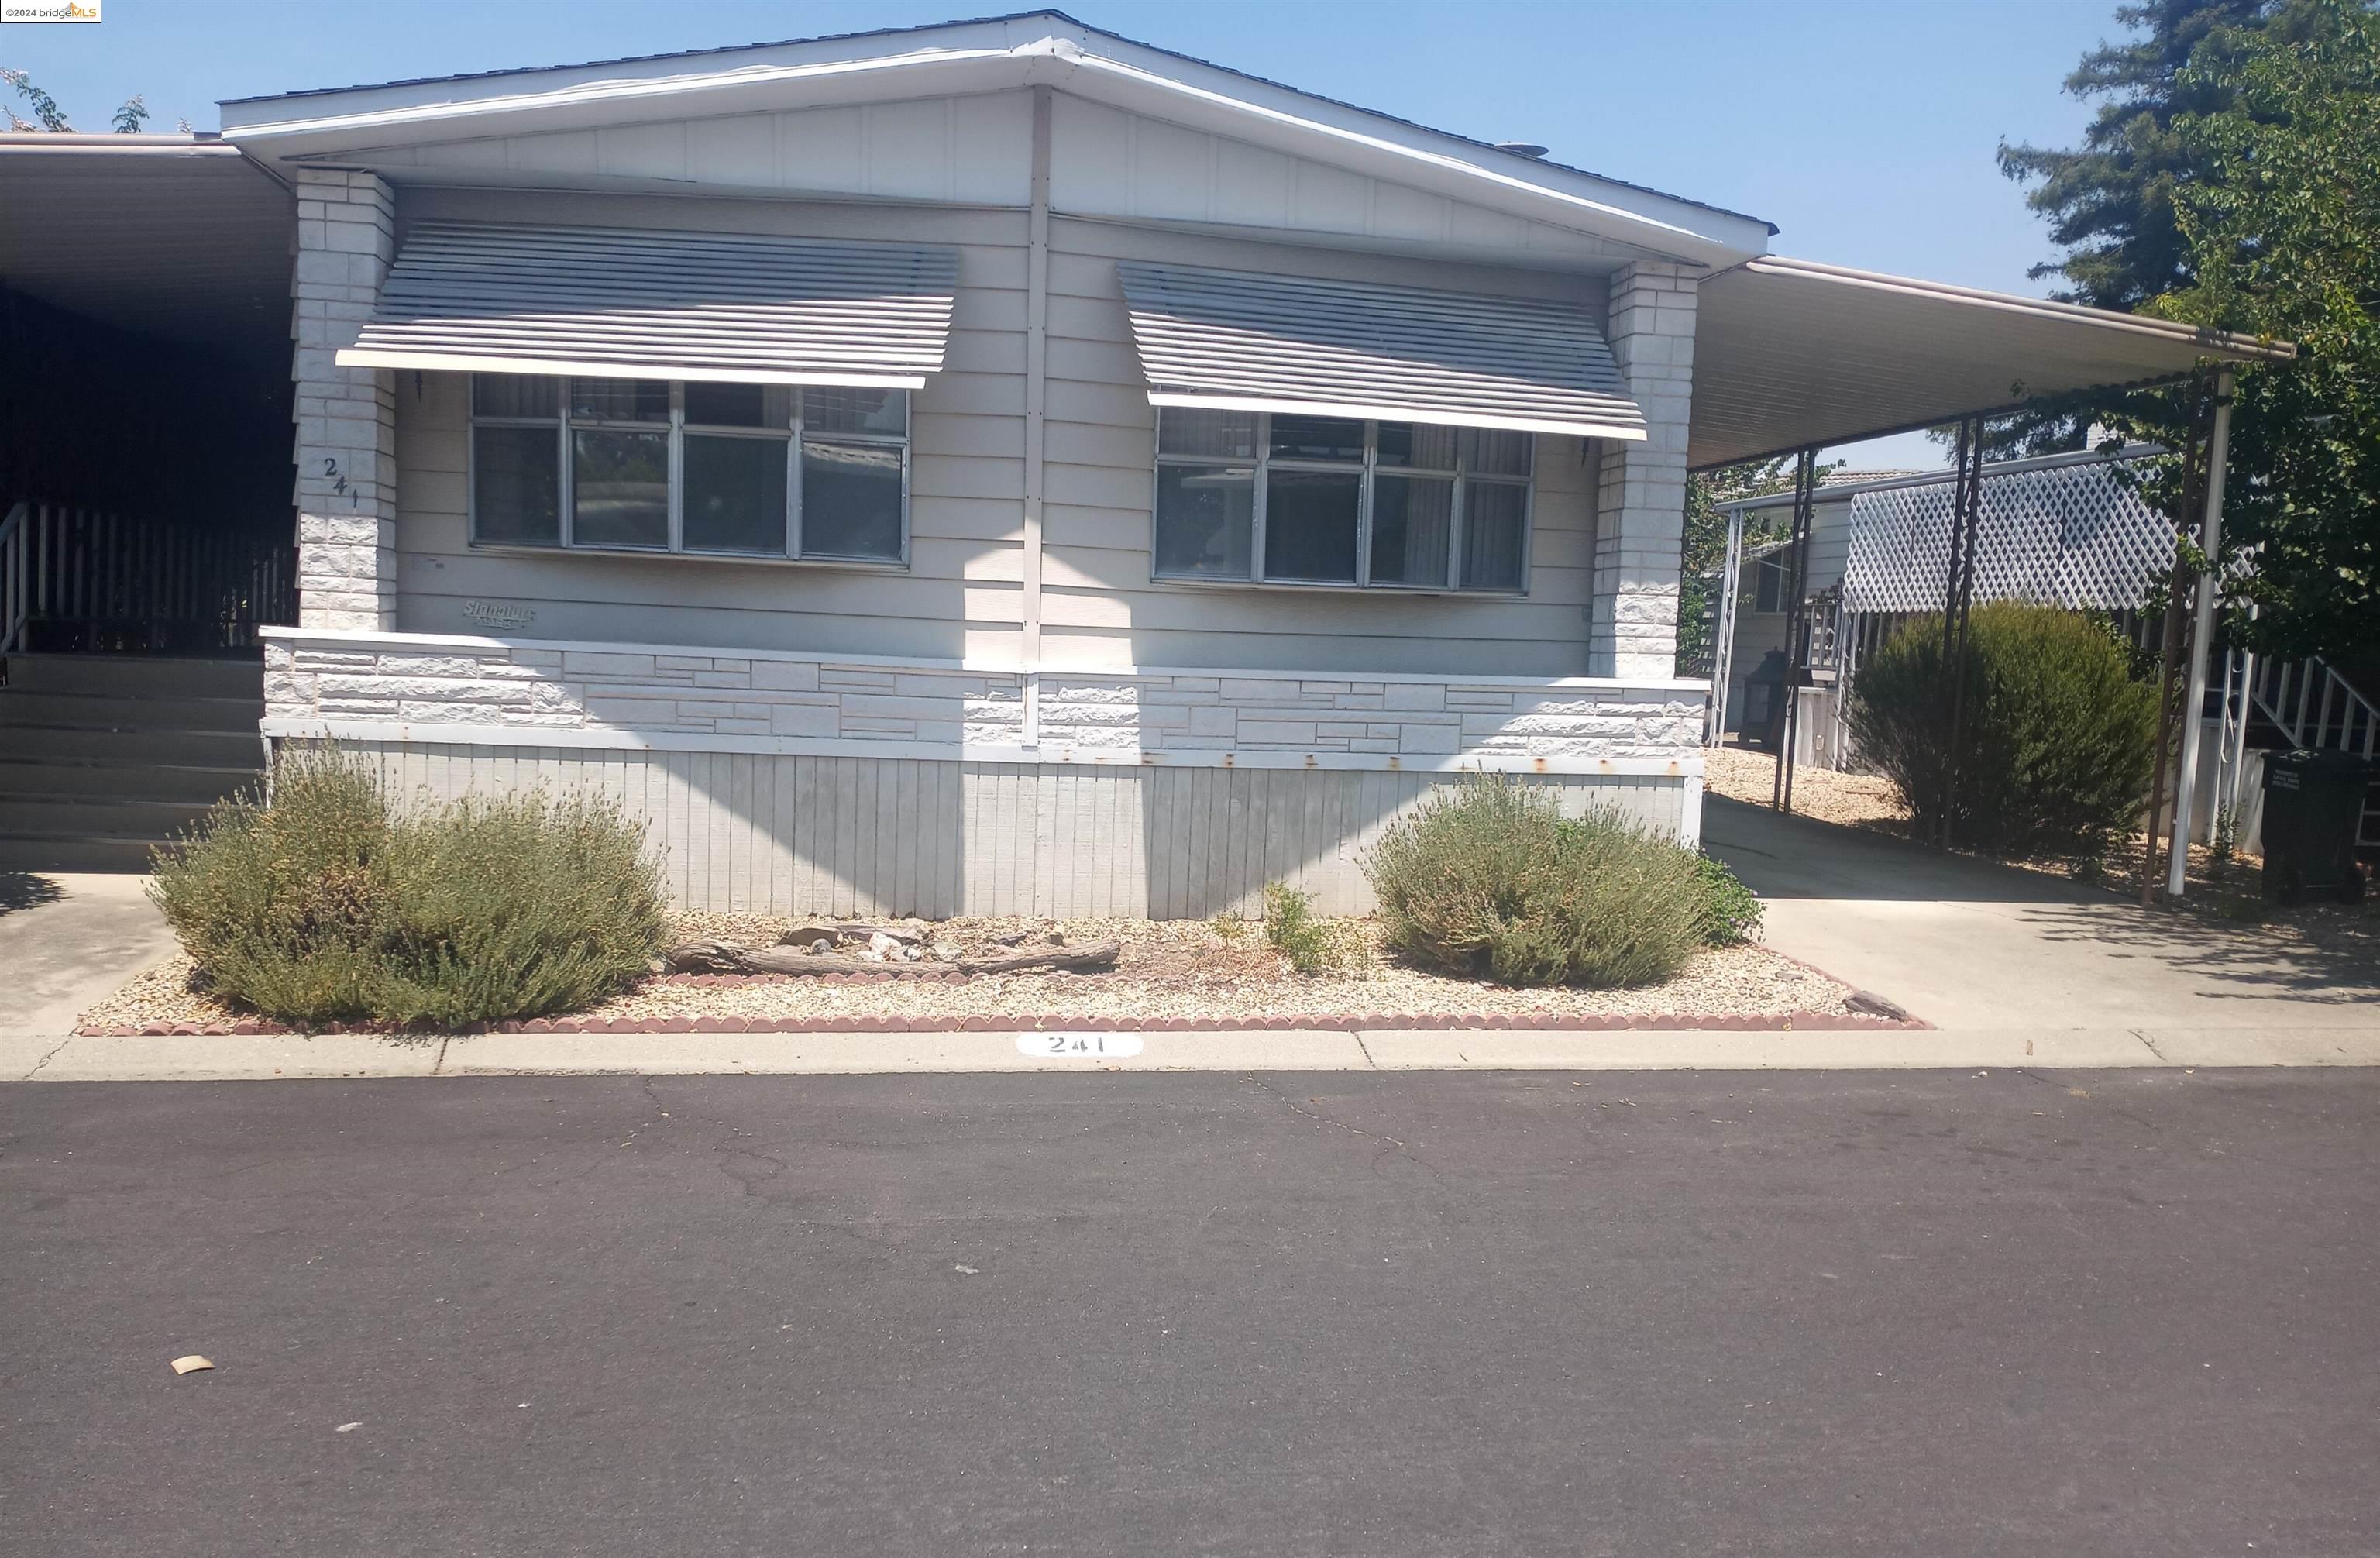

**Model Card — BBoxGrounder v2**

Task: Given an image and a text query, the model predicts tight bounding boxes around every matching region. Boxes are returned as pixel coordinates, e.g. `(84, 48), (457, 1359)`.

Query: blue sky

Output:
(0, 0), (2124, 468)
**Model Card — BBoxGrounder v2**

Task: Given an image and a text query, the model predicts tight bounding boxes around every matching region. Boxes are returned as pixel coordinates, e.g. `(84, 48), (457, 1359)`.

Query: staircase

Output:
(2225, 652), (2380, 858)
(0, 653), (267, 872)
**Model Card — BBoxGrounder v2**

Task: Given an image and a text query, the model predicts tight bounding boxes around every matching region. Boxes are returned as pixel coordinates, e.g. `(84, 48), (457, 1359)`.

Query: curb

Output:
(77, 1009), (1929, 1039)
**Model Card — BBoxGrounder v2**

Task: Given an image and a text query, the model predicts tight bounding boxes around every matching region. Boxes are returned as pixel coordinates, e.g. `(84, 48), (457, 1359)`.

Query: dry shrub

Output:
(1363, 778), (1708, 988)
(149, 745), (667, 1027)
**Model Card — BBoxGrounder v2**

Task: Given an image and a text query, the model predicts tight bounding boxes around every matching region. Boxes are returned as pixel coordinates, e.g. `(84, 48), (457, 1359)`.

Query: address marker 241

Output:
(1017, 1034), (1145, 1058)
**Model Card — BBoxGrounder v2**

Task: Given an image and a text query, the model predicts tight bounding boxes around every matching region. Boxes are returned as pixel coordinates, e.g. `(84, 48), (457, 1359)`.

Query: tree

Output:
(2000, 0), (2285, 312)
(3, 69), (150, 134)
(2139, 0), (2380, 658)
(1991, 1), (2297, 454)
(1675, 457), (1835, 675)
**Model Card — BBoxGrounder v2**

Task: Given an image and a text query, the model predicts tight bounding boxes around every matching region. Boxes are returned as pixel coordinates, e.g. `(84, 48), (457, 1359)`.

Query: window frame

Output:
(1752, 553), (1791, 615)
(1148, 408), (1533, 597)
(466, 375), (911, 568)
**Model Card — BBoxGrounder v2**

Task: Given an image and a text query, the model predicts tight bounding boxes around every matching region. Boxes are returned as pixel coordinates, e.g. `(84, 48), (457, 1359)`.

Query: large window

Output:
(469, 375), (909, 563)
(1152, 408), (1531, 593)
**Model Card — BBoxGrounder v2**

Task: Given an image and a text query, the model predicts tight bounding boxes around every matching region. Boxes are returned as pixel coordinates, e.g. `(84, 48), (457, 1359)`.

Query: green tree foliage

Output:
(1996, 0), (2377, 656)
(1847, 604), (2159, 857)
(2001, 0), (2285, 312)
(3, 68), (152, 134)
(2141, 0), (2380, 658)
(1991, 1), (2299, 455)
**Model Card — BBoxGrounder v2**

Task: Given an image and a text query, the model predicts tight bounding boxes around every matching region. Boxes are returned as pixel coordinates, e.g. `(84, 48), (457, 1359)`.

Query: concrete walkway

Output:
(1, 872), (180, 1044)
(1701, 796), (2380, 1034)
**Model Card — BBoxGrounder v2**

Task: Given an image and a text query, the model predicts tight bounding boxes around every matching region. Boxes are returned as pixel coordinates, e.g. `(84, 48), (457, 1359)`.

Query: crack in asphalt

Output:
(19, 1037), (71, 1082)
(645, 1078), (792, 1201)
(1238, 1074), (1448, 1188)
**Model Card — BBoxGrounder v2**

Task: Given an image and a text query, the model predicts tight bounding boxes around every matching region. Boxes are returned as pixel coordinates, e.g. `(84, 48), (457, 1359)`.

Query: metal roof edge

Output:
(215, 9), (1773, 253)
(1739, 256), (2296, 363)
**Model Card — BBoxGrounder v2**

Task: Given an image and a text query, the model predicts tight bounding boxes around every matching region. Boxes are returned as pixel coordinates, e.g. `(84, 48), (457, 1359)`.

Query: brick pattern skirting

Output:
(82, 1009), (1925, 1037)
(261, 631), (1704, 761)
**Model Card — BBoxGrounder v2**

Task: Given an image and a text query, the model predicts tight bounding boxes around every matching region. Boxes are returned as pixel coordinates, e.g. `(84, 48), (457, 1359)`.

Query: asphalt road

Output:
(5, 1070), (2377, 1557)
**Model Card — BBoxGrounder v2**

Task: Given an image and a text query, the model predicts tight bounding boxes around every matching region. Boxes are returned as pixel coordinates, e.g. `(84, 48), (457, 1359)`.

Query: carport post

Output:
(1704, 506), (1746, 745)
(2166, 368), (2235, 897)
(1773, 448), (1819, 811)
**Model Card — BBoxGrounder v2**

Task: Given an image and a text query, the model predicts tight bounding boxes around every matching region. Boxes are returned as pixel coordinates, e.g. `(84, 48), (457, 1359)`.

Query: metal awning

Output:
(1688, 256), (2296, 469)
(1116, 263), (1646, 441)
(338, 223), (959, 387)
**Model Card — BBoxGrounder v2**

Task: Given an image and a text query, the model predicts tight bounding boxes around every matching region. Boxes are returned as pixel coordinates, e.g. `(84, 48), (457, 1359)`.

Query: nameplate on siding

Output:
(462, 600), (535, 629)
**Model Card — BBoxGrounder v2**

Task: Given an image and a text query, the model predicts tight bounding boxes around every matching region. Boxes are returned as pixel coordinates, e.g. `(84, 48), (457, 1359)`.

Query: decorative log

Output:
(662, 937), (1121, 978)
(954, 939), (1119, 975)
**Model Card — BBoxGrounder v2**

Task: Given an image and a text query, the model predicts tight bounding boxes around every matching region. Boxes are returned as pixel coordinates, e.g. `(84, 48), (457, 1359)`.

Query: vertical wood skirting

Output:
(342, 743), (1683, 917)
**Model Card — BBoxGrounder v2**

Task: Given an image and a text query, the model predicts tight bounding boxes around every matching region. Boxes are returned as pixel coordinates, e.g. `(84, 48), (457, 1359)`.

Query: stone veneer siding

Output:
(263, 632), (1704, 764)
(290, 169), (398, 632)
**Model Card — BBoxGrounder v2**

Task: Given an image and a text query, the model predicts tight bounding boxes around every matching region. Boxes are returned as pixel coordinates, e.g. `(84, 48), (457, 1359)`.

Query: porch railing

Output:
(0, 498), (295, 657)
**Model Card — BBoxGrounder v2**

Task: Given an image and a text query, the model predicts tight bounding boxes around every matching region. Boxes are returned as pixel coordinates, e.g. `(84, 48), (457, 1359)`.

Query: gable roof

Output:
(217, 10), (1774, 267)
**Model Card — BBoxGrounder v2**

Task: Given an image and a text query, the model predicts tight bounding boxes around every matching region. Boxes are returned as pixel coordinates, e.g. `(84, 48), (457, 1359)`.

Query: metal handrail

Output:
(0, 500), (26, 657)
(2251, 655), (2378, 758)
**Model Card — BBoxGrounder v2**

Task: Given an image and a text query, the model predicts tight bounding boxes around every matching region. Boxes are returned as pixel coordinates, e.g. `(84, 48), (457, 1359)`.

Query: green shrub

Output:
(1846, 602), (2158, 856)
(150, 745), (668, 1028)
(1261, 882), (1365, 975)
(1694, 853), (1763, 945)
(1363, 778), (1709, 988)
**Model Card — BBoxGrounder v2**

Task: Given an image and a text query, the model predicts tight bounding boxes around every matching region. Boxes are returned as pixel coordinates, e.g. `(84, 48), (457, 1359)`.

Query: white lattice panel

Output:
(1842, 455), (2178, 614)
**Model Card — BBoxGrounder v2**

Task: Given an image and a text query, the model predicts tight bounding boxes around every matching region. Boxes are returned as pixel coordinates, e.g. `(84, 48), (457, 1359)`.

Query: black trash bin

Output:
(2260, 748), (2372, 905)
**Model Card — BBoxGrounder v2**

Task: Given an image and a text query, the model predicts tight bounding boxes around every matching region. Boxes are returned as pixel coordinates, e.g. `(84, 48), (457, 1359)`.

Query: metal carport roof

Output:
(1687, 256), (2296, 470)
(0, 134), (293, 366)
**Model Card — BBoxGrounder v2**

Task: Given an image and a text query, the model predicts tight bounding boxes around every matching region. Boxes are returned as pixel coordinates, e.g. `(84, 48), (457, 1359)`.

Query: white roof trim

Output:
(219, 16), (1771, 265)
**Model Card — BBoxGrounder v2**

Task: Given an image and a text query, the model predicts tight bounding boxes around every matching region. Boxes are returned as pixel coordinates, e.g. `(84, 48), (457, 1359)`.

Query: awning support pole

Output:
(2167, 368), (2235, 897)
(1937, 416), (1985, 848)
(1773, 448), (1819, 812)
(1706, 507), (1746, 746)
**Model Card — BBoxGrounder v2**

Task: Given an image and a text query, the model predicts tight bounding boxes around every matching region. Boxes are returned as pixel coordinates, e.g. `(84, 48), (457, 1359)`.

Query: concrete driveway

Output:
(0, 872), (177, 1043)
(1703, 796), (2380, 1036)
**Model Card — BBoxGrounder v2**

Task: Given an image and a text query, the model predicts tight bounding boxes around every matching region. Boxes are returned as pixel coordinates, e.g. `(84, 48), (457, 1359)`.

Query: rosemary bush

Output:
(1363, 779), (1711, 989)
(150, 746), (668, 1027)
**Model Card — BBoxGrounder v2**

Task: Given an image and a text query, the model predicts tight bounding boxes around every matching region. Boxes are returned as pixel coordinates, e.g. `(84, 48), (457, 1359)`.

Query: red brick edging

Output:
(77, 1009), (1927, 1038)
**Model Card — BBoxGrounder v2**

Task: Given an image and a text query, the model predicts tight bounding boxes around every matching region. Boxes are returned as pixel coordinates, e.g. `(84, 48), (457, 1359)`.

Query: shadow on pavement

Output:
(0, 872), (64, 918)
(2015, 900), (2380, 1006)
(1702, 796), (2096, 906)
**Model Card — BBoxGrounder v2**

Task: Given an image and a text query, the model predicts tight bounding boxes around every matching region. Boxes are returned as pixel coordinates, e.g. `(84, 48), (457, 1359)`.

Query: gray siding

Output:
(388, 186), (1029, 664)
(382, 184), (1627, 681)
(1040, 218), (1610, 676)
(349, 741), (1684, 917)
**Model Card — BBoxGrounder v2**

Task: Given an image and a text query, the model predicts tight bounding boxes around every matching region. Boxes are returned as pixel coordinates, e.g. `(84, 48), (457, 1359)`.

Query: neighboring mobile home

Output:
(0, 12), (2291, 913)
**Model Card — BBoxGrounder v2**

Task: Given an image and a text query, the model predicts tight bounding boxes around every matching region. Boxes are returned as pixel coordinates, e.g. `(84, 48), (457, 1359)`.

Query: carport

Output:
(1, 132), (298, 870)
(1686, 254), (2294, 895)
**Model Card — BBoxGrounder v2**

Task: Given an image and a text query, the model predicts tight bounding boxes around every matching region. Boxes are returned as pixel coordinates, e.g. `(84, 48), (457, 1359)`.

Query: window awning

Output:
(1116, 263), (1646, 442)
(336, 223), (959, 387)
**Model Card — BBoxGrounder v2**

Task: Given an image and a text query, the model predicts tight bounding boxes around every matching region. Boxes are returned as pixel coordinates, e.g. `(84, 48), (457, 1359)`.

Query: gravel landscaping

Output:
(74, 911), (1887, 1036)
